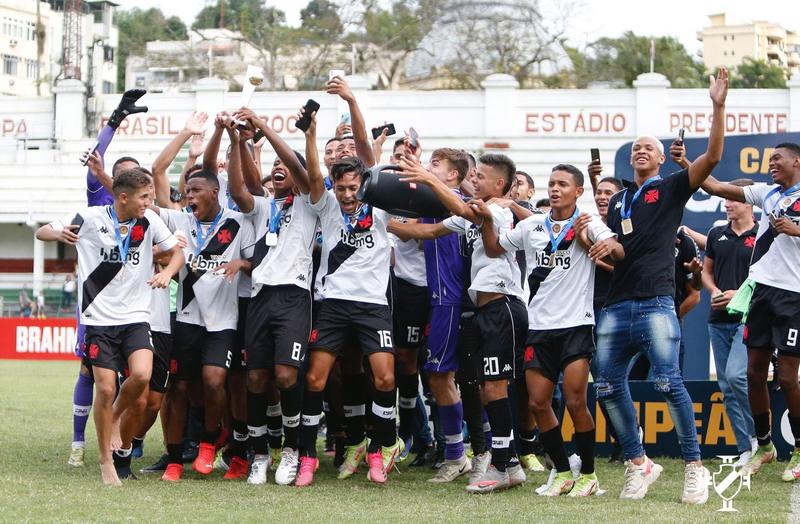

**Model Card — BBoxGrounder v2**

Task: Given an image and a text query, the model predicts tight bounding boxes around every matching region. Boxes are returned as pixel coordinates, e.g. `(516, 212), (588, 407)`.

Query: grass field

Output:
(0, 360), (793, 523)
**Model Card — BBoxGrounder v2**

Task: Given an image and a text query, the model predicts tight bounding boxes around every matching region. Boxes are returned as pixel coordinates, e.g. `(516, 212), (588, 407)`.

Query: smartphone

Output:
(340, 113), (351, 126)
(371, 123), (396, 140)
(590, 148), (600, 163)
(294, 99), (321, 133)
(80, 143), (100, 166)
(329, 69), (345, 81)
(409, 127), (419, 152)
(769, 211), (780, 228)
(677, 128), (685, 145)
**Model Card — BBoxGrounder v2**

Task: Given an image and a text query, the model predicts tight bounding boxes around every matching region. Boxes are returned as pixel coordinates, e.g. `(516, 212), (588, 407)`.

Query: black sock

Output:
(132, 437), (144, 450)
(167, 443), (183, 465)
(574, 429), (595, 474)
(301, 390), (323, 458)
(519, 428), (537, 456)
(754, 411), (772, 446)
(267, 401), (283, 450)
(539, 426), (570, 473)
(230, 418), (248, 458)
(368, 388), (397, 453)
(279, 383), (302, 451)
(201, 427), (219, 445)
(397, 373), (419, 441)
(507, 439), (519, 467)
(790, 416), (800, 450)
(343, 374), (367, 446)
(460, 381), (486, 454)
(485, 397), (512, 472)
(247, 391), (269, 455)
(113, 448), (132, 469)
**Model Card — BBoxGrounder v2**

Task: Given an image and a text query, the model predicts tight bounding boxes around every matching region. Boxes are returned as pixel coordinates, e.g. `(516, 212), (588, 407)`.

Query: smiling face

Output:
(119, 185), (152, 220)
(270, 158), (294, 196)
(629, 137), (665, 174)
(768, 147), (800, 187)
(473, 163), (507, 200)
(335, 138), (356, 161)
(512, 173), (534, 201)
(184, 176), (220, 220)
(334, 171), (362, 215)
(548, 170), (582, 213)
(594, 180), (618, 219)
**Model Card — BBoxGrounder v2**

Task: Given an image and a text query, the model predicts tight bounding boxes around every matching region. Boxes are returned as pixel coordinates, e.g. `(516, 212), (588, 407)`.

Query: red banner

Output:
(0, 317), (78, 360)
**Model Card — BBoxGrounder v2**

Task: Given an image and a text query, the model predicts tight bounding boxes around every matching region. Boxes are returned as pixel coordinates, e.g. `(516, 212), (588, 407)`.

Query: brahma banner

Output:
(0, 317), (78, 360)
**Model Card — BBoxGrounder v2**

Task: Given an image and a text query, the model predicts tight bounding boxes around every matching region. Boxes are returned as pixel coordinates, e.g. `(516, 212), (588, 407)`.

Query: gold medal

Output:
(783, 197), (793, 208)
(119, 225), (129, 236)
(552, 223), (562, 234)
(621, 218), (633, 235)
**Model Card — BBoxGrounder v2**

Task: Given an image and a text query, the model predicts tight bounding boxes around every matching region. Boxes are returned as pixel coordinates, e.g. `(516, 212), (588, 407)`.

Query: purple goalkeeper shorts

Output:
(423, 305), (461, 373)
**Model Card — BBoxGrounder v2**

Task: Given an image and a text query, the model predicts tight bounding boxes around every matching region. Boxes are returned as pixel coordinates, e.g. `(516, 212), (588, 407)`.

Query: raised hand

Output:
(669, 140), (686, 165)
(188, 132), (205, 158)
(297, 105), (317, 137)
(709, 67), (729, 107)
(184, 111), (208, 135)
(326, 76), (354, 103)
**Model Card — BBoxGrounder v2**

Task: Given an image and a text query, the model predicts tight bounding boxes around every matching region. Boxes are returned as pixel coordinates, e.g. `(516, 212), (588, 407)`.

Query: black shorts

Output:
(392, 277), (429, 350)
(745, 283), (800, 355)
(246, 285), (312, 370)
(474, 296), (528, 381)
(172, 322), (237, 379)
(456, 311), (481, 386)
(83, 322), (153, 372)
(524, 325), (595, 383)
(310, 299), (394, 357)
(231, 297), (250, 371)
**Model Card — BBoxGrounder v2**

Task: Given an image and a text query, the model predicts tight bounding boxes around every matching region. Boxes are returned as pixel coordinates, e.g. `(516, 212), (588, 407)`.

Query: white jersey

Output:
(149, 283), (171, 334)
(247, 193), (318, 293)
(390, 226), (427, 287)
(161, 207), (255, 331)
(443, 204), (524, 305)
(312, 191), (392, 305)
(500, 213), (614, 329)
(49, 206), (177, 326)
(744, 183), (800, 293)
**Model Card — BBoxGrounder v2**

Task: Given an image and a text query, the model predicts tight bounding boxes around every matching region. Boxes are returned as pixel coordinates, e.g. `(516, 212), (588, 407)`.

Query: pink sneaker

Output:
(367, 452), (386, 484)
(295, 457), (319, 487)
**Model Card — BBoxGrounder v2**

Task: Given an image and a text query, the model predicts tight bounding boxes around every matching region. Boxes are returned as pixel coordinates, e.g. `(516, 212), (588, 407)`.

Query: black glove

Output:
(107, 89), (148, 129)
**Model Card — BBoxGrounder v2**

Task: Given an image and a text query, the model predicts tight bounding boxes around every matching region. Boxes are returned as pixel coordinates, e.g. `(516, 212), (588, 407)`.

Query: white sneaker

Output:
(465, 465), (510, 494)
(429, 455), (471, 483)
(274, 448), (299, 486)
(620, 456), (663, 500)
(681, 463), (710, 504)
(734, 450), (752, 468)
(247, 455), (271, 485)
(535, 467), (559, 495)
(468, 451), (491, 485)
(507, 464), (526, 487)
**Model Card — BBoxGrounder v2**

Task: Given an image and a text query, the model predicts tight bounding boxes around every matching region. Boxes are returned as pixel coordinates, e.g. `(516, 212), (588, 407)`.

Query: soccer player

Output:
(228, 107), (316, 486)
(701, 142), (800, 481)
(594, 68), (728, 503)
(296, 112), (401, 486)
(390, 152), (528, 493)
(36, 168), (183, 485)
(156, 124), (255, 481)
(700, 179), (758, 466)
(511, 171), (536, 204)
(477, 164), (623, 496)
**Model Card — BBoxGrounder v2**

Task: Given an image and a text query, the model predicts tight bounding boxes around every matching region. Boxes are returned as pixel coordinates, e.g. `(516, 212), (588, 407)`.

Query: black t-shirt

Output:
(673, 229), (699, 313)
(705, 222), (758, 324)
(593, 265), (613, 312)
(605, 169), (694, 305)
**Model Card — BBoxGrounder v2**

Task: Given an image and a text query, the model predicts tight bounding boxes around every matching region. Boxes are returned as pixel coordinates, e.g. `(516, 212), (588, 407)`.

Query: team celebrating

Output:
(33, 64), (800, 503)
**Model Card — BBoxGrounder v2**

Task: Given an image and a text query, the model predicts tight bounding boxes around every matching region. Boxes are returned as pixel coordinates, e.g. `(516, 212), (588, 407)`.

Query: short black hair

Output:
(331, 157), (366, 181)
(479, 153), (516, 194)
(112, 156), (140, 177)
(325, 137), (342, 147)
(775, 142), (800, 157)
(551, 164), (584, 187)
(393, 138), (405, 151)
(515, 171), (535, 190)
(597, 176), (623, 191)
(112, 168), (151, 196)
(535, 198), (550, 209)
(261, 174), (272, 185)
(187, 163), (203, 176)
(186, 169), (220, 189)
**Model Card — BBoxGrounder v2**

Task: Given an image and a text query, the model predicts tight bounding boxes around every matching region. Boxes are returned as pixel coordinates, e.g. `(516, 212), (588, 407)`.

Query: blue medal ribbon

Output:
(269, 196), (293, 234)
(545, 207), (579, 253)
(195, 208), (223, 258)
(620, 176), (661, 221)
(341, 203), (370, 233)
(765, 181), (800, 213)
(109, 206), (133, 265)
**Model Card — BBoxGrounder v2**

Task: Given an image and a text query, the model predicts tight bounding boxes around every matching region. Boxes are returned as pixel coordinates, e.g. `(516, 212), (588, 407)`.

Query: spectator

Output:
(19, 285), (33, 317)
(62, 273), (76, 310)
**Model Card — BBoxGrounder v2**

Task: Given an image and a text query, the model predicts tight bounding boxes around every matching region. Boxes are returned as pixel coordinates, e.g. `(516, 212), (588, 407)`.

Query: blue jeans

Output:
(594, 296), (701, 461)
(709, 323), (754, 453)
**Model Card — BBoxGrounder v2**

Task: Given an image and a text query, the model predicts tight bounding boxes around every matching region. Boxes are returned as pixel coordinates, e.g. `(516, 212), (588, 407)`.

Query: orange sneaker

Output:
(367, 452), (386, 484)
(223, 456), (249, 480)
(162, 463), (183, 482)
(193, 442), (215, 475)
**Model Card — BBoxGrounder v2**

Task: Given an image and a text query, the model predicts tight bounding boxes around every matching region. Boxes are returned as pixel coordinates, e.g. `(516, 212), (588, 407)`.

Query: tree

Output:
(730, 58), (787, 88)
(115, 8), (187, 88)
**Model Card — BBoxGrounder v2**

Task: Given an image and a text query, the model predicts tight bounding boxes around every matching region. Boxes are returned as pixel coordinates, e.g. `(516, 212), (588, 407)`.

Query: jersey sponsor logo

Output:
(185, 252), (228, 271)
(99, 247), (141, 264)
(535, 250), (572, 270)
(744, 236), (755, 248)
(338, 229), (375, 249)
(644, 189), (659, 204)
(465, 224), (481, 246)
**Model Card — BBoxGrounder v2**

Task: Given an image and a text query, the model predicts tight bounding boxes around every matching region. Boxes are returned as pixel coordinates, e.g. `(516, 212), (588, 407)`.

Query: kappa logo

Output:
(191, 229), (197, 238)
(644, 189), (659, 204)
(533, 224), (545, 233)
(99, 226), (109, 234)
(502, 364), (512, 372)
(718, 235), (728, 241)
(744, 236), (756, 248)
(296, 274), (306, 282)
(614, 201), (622, 209)
(496, 281), (506, 289)
(585, 312), (593, 318)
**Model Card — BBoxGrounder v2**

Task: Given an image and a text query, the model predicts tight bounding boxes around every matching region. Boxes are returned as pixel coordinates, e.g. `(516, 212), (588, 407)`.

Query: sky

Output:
(115, 0), (800, 57)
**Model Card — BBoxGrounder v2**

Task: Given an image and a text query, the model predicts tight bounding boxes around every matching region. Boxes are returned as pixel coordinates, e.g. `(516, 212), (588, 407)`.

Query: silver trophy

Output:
(233, 65), (264, 128)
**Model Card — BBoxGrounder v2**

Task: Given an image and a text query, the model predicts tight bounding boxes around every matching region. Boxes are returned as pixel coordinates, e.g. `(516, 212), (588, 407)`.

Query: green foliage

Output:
(115, 8), (188, 88)
(299, 0), (343, 43)
(729, 58), (787, 88)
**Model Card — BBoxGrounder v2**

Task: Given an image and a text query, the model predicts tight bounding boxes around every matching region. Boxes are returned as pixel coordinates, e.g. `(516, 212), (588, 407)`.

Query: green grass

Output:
(0, 360), (793, 523)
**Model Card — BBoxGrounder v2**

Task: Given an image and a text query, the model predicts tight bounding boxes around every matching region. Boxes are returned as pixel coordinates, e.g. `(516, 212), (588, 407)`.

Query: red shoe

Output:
(367, 452), (386, 484)
(223, 456), (249, 480)
(162, 463), (183, 482)
(295, 457), (319, 487)
(193, 442), (215, 475)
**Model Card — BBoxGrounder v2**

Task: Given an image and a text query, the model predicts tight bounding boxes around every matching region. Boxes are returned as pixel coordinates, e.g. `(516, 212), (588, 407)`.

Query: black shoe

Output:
(182, 441), (199, 463)
(324, 435), (335, 454)
(140, 453), (169, 474)
(432, 447), (445, 469)
(333, 437), (346, 469)
(409, 443), (436, 467)
(107, 89), (148, 129)
(116, 466), (138, 480)
(112, 451), (137, 480)
(608, 444), (623, 465)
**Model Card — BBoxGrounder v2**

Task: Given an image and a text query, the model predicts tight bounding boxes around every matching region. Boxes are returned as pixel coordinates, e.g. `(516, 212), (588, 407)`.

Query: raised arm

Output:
(326, 76), (376, 167)
(178, 132), (205, 196)
(397, 155), (481, 224)
(388, 219), (450, 241)
(301, 110), (326, 204)
(688, 68), (729, 190)
(700, 174), (746, 203)
(152, 112), (207, 208)
(203, 114), (226, 173)
(239, 138), (266, 197)
(221, 118), (254, 214)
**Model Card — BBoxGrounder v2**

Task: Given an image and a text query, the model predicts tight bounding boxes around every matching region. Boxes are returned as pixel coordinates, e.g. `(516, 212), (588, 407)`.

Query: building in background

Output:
(698, 12), (800, 76)
(0, 0), (117, 97)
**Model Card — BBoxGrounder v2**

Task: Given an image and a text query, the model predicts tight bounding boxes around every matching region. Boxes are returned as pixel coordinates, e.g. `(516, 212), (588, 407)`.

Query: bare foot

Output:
(109, 419), (122, 451)
(100, 462), (122, 487)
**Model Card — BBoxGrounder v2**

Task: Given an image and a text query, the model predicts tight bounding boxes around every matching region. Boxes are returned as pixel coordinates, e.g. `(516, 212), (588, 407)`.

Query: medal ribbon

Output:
(109, 206), (133, 266)
(545, 207), (579, 254)
(765, 182), (800, 214)
(195, 208), (223, 258)
(620, 176), (661, 221)
(269, 196), (294, 234)
(341, 203), (370, 233)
